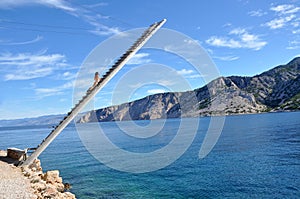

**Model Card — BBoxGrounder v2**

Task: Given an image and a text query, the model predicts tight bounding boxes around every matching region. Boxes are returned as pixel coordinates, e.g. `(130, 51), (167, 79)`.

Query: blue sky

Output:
(0, 0), (299, 119)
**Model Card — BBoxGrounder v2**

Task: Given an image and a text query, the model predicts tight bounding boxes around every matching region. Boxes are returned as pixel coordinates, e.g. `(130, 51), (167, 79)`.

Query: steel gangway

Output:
(19, 19), (167, 166)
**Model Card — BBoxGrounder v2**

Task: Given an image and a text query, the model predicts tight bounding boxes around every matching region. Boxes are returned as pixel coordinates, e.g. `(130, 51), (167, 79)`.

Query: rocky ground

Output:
(0, 150), (76, 199)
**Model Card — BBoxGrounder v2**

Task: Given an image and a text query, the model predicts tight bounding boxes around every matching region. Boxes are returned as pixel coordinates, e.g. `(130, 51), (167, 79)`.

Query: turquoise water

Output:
(0, 112), (299, 198)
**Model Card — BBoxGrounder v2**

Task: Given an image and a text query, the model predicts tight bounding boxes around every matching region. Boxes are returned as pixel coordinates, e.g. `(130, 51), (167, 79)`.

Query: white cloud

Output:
(0, 0), (75, 11)
(83, 3), (108, 9)
(206, 28), (267, 50)
(265, 14), (296, 29)
(0, 0), (121, 36)
(147, 89), (167, 95)
(127, 53), (152, 65)
(5, 67), (53, 81)
(35, 81), (74, 98)
(89, 27), (121, 36)
(265, 4), (300, 30)
(223, 23), (232, 28)
(213, 55), (239, 61)
(184, 39), (199, 45)
(177, 69), (194, 75)
(292, 20), (300, 28)
(82, 14), (121, 36)
(156, 80), (176, 86)
(0, 50), (67, 80)
(248, 9), (267, 17)
(188, 74), (206, 79)
(205, 48), (214, 55)
(176, 68), (205, 79)
(292, 29), (300, 34)
(0, 35), (43, 45)
(270, 4), (300, 15)
(55, 71), (78, 80)
(287, 40), (300, 49)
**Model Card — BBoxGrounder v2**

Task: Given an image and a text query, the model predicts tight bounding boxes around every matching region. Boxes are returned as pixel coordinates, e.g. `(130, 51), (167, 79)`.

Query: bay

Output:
(0, 112), (299, 198)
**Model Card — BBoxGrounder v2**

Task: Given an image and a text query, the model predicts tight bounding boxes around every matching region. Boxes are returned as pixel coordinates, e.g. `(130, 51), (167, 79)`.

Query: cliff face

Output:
(78, 57), (300, 123)
(230, 57), (300, 108)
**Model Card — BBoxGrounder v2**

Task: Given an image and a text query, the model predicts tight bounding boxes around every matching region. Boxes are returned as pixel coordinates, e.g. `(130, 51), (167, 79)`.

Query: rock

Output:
(29, 159), (43, 172)
(64, 183), (72, 190)
(42, 170), (61, 184)
(64, 192), (76, 199)
(31, 181), (46, 192)
(56, 182), (65, 192)
(19, 159), (76, 198)
(0, 155), (76, 199)
(43, 184), (58, 198)
(30, 176), (40, 184)
(22, 166), (32, 177)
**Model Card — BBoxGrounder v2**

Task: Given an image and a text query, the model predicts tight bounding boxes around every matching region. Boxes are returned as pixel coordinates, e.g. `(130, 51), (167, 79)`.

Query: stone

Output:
(18, 158), (76, 198)
(30, 176), (40, 184)
(43, 184), (58, 198)
(56, 182), (65, 192)
(42, 170), (60, 184)
(29, 159), (43, 172)
(31, 181), (46, 192)
(56, 176), (63, 184)
(64, 192), (76, 199)
(64, 183), (71, 190)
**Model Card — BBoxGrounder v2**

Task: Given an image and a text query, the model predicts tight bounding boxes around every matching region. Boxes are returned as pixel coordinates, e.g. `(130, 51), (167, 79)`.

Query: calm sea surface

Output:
(0, 112), (299, 198)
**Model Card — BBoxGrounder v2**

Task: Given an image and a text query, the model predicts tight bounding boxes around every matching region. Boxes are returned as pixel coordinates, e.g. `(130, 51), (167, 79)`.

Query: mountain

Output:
(78, 57), (300, 123)
(1, 58), (299, 127)
(0, 114), (65, 127)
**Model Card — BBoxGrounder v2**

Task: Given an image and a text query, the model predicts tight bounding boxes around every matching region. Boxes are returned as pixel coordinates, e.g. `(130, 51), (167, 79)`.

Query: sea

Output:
(0, 112), (299, 198)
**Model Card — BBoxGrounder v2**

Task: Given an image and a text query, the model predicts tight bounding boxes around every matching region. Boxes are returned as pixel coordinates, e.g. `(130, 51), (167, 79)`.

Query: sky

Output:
(0, 0), (299, 120)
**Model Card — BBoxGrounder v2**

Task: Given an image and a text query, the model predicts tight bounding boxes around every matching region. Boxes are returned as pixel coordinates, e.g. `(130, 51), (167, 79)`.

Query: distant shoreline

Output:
(0, 110), (299, 128)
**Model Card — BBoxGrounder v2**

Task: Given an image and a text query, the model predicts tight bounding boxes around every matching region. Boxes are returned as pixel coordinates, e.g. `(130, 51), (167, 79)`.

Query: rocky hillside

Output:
(0, 114), (65, 127)
(77, 57), (300, 123)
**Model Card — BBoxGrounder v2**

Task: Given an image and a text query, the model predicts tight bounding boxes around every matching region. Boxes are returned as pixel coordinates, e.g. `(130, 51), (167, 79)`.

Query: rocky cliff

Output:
(78, 57), (300, 123)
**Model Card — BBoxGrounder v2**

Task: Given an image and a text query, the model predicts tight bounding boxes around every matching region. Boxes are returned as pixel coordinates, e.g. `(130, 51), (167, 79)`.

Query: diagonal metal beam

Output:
(19, 19), (166, 166)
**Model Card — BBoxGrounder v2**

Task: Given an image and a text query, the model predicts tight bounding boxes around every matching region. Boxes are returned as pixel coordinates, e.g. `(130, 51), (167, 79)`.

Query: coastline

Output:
(0, 150), (76, 199)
